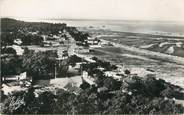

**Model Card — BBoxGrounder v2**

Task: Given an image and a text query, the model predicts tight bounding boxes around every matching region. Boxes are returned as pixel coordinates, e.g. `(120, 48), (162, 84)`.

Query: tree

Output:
(103, 77), (122, 91)
(1, 47), (16, 54)
(22, 50), (58, 79)
(124, 69), (131, 75)
(36, 91), (56, 114)
(1, 33), (14, 47)
(1, 55), (23, 76)
(53, 89), (76, 114)
(68, 55), (82, 67)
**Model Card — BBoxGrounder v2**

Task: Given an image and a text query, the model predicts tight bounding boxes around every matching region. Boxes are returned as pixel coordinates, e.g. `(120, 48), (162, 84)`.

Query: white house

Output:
(53, 35), (60, 39)
(104, 71), (122, 80)
(42, 41), (60, 47)
(2, 72), (27, 82)
(8, 45), (24, 55)
(87, 37), (100, 45)
(14, 39), (22, 45)
(82, 71), (96, 85)
(75, 46), (90, 53)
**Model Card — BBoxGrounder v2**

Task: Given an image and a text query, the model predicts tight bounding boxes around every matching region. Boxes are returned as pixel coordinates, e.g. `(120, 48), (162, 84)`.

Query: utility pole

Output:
(54, 63), (57, 79)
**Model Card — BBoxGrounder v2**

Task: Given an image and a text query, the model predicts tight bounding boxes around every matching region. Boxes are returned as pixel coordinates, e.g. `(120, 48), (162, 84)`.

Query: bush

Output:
(68, 55), (82, 67)
(1, 47), (16, 54)
(1, 55), (23, 76)
(103, 77), (122, 91)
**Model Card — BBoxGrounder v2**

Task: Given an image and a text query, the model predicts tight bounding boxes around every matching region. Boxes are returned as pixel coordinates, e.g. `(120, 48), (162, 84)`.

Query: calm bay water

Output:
(61, 20), (184, 35)
(20, 18), (184, 36)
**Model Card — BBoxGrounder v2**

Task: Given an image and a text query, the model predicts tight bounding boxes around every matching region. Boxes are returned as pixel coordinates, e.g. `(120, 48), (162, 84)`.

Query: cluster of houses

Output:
(1, 28), (121, 96)
(41, 30), (72, 47)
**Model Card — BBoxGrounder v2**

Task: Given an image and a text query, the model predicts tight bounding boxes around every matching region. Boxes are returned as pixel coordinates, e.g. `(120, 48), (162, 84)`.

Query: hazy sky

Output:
(1, 0), (184, 21)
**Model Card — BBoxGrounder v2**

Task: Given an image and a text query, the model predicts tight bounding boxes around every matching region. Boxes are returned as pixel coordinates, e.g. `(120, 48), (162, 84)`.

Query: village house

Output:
(2, 72), (28, 82)
(68, 63), (82, 76)
(100, 40), (113, 46)
(28, 31), (39, 35)
(87, 37), (99, 44)
(53, 35), (60, 39)
(75, 46), (90, 53)
(7, 45), (24, 55)
(57, 47), (68, 59)
(82, 71), (96, 85)
(42, 41), (60, 47)
(41, 35), (48, 41)
(86, 37), (101, 48)
(14, 39), (22, 45)
(97, 87), (108, 93)
(104, 71), (122, 80)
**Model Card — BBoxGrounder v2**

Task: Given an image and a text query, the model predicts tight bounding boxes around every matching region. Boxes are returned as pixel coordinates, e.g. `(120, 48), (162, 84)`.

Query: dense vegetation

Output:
(1, 55), (23, 76)
(1, 18), (88, 47)
(1, 48), (63, 80)
(68, 54), (82, 67)
(22, 49), (58, 80)
(1, 75), (184, 114)
(80, 57), (117, 76)
(1, 47), (16, 54)
(1, 18), (67, 34)
(66, 26), (89, 42)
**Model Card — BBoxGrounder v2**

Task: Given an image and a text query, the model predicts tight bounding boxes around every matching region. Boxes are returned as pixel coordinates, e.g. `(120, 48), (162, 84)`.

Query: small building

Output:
(75, 46), (90, 53)
(86, 37), (101, 48)
(75, 62), (83, 69)
(2, 72), (27, 82)
(82, 71), (96, 85)
(14, 39), (22, 45)
(7, 45), (24, 55)
(87, 37), (100, 45)
(42, 41), (52, 47)
(57, 47), (68, 59)
(29, 31), (39, 35)
(97, 87), (108, 93)
(59, 31), (62, 34)
(53, 35), (60, 39)
(41, 35), (48, 41)
(68, 65), (80, 76)
(97, 67), (105, 71)
(101, 40), (113, 46)
(104, 71), (122, 80)
(42, 41), (60, 47)
(76, 41), (84, 46)
(83, 57), (96, 63)
(52, 42), (60, 47)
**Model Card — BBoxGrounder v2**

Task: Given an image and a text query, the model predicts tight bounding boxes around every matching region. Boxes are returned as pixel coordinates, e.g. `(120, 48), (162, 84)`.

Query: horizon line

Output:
(1, 16), (184, 23)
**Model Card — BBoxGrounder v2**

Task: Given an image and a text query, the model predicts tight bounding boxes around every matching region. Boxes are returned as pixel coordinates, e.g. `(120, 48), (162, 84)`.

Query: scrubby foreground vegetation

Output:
(1, 74), (184, 114)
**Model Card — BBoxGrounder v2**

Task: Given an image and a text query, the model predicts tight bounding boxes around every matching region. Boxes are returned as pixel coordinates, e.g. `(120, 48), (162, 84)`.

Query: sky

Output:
(1, 0), (184, 21)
